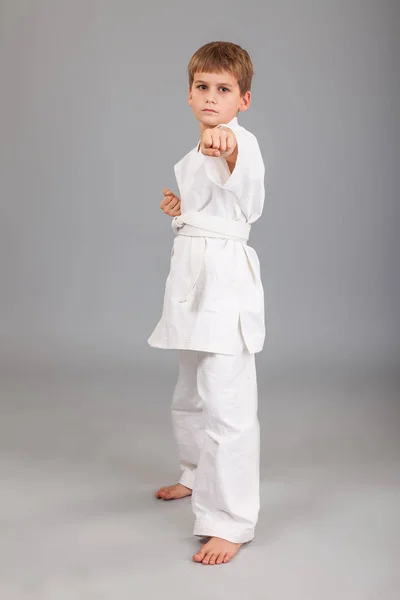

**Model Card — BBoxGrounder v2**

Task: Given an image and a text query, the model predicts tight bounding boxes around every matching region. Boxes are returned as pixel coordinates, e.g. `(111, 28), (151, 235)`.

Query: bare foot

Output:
(155, 483), (192, 501)
(193, 537), (243, 565)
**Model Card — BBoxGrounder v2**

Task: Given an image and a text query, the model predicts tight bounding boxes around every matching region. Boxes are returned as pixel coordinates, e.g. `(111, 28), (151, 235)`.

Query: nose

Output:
(205, 92), (217, 104)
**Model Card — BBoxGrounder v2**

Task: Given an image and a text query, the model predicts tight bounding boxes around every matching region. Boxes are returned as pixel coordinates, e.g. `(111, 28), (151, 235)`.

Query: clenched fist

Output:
(200, 126), (237, 158)
(160, 188), (181, 216)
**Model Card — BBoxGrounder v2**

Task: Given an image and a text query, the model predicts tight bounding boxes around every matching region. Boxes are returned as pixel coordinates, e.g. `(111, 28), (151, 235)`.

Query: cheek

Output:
(222, 97), (237, 110)
(191, 92), (201, 104)
(222, 93), (236, 103)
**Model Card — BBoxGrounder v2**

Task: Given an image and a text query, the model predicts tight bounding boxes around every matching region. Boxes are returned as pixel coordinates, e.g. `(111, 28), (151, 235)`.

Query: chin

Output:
(199, 113), (220, 125)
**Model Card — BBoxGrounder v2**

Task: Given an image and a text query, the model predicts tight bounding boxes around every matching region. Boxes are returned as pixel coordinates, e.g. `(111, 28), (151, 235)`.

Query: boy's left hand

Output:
(200, 127), (237, 158)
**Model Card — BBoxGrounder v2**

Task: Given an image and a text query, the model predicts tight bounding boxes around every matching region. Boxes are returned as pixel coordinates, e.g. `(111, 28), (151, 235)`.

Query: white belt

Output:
(171, 211), (251, 303)
(172, 210), (251, 241)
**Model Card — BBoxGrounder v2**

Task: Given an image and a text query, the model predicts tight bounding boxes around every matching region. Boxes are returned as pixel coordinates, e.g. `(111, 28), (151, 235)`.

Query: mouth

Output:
(202, 109), (218, 113)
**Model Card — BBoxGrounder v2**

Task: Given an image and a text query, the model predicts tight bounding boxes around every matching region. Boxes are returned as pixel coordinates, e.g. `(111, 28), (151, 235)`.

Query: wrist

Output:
(225, 145), (238, 163)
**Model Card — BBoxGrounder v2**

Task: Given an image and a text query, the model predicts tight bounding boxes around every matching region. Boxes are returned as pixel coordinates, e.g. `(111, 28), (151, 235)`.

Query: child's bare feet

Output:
(155, 483), (192, 500)
(193, 537), (243, 565)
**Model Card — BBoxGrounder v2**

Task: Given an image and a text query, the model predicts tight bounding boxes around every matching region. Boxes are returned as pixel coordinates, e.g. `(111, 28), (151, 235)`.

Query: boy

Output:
(148, 41), (265, 565)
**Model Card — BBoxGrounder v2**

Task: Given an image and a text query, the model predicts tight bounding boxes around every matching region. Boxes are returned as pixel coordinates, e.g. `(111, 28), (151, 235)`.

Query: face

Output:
(188, 71), (251, 132)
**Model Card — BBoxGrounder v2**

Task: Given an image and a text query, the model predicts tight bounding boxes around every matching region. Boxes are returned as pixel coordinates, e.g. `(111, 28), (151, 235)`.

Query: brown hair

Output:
(188, 41), (254, 95)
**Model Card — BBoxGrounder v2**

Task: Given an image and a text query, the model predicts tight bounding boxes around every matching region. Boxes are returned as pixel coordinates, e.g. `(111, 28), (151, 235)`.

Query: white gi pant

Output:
(171, 349), (260, 543)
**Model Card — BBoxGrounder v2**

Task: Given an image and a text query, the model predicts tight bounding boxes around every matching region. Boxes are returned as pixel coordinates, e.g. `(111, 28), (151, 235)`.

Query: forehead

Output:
(193, 71), (239, 86)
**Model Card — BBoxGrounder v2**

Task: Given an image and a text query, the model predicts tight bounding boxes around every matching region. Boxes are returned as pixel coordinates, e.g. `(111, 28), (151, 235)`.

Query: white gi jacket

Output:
(148, 116), (265, 355)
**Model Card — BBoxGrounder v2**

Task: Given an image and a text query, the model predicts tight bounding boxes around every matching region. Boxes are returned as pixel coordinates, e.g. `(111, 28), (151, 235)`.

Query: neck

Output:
(199, 121), (215, 135)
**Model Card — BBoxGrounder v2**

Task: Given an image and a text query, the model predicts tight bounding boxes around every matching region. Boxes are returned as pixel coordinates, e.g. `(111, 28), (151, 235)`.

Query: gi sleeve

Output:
(202, 123), (265, 218)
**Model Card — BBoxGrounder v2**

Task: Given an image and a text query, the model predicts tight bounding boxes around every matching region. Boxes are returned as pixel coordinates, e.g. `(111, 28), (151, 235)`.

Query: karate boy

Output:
(148, 41), (265, 565)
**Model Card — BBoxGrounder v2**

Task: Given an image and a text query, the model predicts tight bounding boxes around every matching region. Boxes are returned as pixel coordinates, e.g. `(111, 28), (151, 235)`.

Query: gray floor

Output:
(1, 361), (399, 599)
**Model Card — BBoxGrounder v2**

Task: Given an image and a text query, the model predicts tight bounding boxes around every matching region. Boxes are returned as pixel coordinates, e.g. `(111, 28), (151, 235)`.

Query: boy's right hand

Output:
(160, 188), (181, 216)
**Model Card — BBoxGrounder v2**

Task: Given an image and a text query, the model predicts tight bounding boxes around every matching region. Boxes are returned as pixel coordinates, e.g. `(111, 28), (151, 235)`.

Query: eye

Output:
(220, 87), (230, 92)
(197, 85), (207, 90)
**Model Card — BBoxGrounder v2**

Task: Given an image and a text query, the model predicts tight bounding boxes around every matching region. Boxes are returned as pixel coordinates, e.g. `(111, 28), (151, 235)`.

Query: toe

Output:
(216, 553), (223, 564)
(208, 554), (216, 565)
(202, 550), (213, 565)
(193, 551), (205, 563)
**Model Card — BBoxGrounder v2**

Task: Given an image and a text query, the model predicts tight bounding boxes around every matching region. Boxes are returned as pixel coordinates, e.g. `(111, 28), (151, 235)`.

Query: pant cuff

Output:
(179, 468), (195, 490)
(193, 519), (255, 544)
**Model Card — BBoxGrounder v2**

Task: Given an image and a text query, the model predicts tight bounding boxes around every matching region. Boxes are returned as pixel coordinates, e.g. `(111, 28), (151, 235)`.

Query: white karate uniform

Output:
(148, 116), (265, 542)
(147, 116), (265, 355)
(172, 349), (260, 543)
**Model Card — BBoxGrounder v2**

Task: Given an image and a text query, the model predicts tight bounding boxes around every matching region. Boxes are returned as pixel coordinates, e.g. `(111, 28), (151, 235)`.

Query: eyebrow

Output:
(194, 80), (233, 86)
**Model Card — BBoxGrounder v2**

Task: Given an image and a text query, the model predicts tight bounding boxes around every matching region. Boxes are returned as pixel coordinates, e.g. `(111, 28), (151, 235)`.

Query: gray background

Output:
(0, 1), (399, 598)
(0, 0), (398, 372)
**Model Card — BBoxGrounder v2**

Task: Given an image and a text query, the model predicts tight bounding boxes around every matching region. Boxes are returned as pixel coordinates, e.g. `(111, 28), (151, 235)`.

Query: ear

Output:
(238, 90), (251, 113)
(188, 86), (193, 106)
